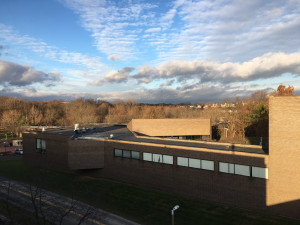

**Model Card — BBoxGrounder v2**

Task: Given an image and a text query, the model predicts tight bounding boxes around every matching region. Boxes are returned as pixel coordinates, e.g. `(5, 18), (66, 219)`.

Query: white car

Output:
(15, 149), (23, 155)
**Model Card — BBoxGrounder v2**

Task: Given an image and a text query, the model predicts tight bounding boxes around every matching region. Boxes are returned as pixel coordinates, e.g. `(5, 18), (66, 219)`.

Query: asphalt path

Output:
(0, 177), (141, 225)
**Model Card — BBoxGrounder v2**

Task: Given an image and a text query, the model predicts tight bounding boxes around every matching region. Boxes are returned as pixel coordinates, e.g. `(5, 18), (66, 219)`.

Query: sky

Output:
(0, 0), (300, 103)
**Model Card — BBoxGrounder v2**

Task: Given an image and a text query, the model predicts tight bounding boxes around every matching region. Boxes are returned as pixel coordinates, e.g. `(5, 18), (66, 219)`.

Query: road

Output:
(0, 177), (141, 225)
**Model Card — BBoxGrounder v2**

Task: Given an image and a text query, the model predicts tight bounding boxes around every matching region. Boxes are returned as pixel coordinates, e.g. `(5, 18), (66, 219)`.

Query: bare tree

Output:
(0, 110), (22, 137)
(1, 180), (94, 225)
(3, 181), (15, 225)
(27, 105), (43, 126)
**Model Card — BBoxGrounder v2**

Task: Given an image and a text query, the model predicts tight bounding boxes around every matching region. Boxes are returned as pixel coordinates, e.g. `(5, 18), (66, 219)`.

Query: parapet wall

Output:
(127, 118), (211, 137)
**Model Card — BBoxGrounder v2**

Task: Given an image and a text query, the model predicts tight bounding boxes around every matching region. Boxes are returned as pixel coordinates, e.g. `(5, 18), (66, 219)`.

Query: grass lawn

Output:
(0, 160), (299, 225)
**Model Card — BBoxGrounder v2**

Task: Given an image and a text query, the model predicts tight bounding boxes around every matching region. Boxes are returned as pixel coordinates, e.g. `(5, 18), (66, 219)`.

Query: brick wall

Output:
(85, 140), (268, 211)
(267, 96), (300, 218)
(23, 132), (69, 170)
(127, 119), (211, 137)
(68, 139), (104, 169)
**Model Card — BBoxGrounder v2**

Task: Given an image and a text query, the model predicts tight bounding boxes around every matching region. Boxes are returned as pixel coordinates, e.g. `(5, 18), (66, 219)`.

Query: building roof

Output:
(32, 124), (266, 155)
(127, 119), (211, 137)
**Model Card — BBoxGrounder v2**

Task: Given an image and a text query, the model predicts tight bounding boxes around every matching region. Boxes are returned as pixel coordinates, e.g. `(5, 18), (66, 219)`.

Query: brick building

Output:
(23, 96), (300, 219)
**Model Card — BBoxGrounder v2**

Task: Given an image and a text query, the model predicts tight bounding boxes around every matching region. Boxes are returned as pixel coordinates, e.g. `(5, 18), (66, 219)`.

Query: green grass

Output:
(0, 160), (300, 225)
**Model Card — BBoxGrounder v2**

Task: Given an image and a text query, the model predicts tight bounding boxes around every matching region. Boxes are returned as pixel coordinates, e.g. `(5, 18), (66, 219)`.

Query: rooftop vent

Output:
(74, 124), (80, 131)
(74, 124), (80, 134)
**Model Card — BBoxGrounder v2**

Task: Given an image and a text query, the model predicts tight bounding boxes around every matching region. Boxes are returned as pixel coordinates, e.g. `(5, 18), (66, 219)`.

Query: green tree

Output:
(246, 103), (268, 123)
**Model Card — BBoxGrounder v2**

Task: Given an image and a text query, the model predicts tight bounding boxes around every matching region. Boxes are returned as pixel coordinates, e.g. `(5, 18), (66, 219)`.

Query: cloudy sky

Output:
(0, 0), (300, 103)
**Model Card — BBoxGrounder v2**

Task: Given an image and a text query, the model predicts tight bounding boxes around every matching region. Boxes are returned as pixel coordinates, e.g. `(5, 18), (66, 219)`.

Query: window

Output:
(229, 164), (234, 174)
(219, 162), (234, 174)
(114, 149), (140, 160)
(177, 157), (213, 171)
(143, 152), (173, 165)
(219, 161), (268, 179)
(235, 164), (250, 177)
(219, 162), (229, 173)
(143, 152), (152, 161)
(201, 160), (214, 171)
(36, 138), (46, 153)
(123, 150), (131, 158)
(177, 157), (188, 167)
(153, 154), (163, 163)
(36, 138), (41, 149)
(131, 151), (140, 159)
(252, 166), (268, 179)
(163, 155), (173, 164)
(189, 158), (201, 169)
(114, 149), (122, 157)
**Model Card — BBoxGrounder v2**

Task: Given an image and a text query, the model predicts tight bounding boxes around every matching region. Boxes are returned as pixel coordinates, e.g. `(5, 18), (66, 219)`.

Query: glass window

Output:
(252, 167), (268, 179)
(123, 150), (131, 158)
(189, 158), (201, 169)
(41, 140), (46, 150)
(219, 162), (234, 174)
(201, 160), (214, 171)
(36, 139), (46, 152)
(114, 149), (122, 157)
(163, 155), (173, 164)
(229, 163), (234, 174)
(153, 154), (163, 163)
(36, 138), (41, 149)
(235, 164), (250, 176)
(219, 162), (229, 173)
(177, 157), (188, 167)
(143, 152), (152, 161)
(131, 151), (140, 160)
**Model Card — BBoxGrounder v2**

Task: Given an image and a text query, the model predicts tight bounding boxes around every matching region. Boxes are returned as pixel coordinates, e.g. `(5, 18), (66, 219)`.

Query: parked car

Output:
(15, 149), (23, 155)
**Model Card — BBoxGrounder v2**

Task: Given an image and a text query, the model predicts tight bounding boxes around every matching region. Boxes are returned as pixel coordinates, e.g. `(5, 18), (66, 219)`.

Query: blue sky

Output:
(0, 0), (300, 103)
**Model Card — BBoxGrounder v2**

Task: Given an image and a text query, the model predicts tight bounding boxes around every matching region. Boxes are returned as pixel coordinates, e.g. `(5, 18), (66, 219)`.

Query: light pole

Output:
(171, 205), (179, 225)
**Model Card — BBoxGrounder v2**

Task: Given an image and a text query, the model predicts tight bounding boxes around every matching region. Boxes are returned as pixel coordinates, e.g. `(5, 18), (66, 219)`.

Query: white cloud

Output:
(60, 0), (157, 59)
(160, 8), (177, 29)
(96, 52), (300, 85)
(145, 27), (161, 33)
(93, 67), (135, 85)
(1, 1), (299, 104)
(108, 55), (121, 61)
(58, 0), (300, 64)
(160, 79), (175, 87)
(0, 60), (61, 86)
(141, 0), (300, 63)
(0, 24), (108, 79)
(0, 83), (255, 104)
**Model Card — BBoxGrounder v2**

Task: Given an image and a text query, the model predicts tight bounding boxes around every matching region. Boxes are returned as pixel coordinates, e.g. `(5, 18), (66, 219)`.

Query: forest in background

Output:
(0, 85), (295, 144)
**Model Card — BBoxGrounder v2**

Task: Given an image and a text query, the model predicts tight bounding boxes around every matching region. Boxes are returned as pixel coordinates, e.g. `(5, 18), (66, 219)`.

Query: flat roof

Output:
(31, 124), (267, 155)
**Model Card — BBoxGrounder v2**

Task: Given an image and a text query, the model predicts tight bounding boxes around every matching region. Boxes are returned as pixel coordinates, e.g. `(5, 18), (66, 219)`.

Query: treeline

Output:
(0, 85), (295, 144)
